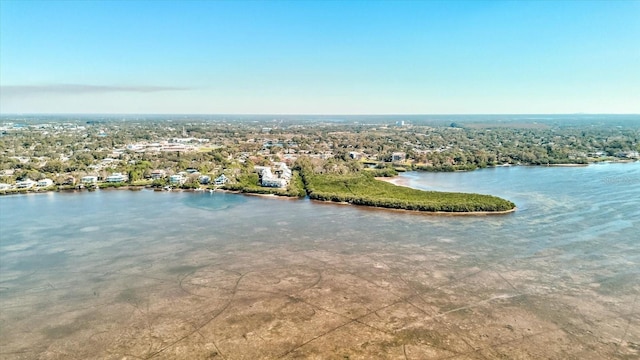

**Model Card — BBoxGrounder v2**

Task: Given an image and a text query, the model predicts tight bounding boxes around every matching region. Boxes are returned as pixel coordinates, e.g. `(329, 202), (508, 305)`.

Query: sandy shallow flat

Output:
(1, 242), (638, 359)
(376, 176), (412, 187)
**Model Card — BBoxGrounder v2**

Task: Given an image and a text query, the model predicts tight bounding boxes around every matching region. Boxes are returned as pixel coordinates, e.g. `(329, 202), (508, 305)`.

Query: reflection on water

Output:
(1, 163), (639, 359)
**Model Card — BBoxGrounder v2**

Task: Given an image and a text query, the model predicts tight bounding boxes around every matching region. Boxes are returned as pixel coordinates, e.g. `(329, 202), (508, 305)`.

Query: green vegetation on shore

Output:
(222, 170), (306, 197)
(301, 169), (515, 213)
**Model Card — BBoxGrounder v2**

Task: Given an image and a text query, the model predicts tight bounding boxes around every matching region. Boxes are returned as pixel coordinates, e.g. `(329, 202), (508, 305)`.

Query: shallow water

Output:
(1, 163), (638, 359)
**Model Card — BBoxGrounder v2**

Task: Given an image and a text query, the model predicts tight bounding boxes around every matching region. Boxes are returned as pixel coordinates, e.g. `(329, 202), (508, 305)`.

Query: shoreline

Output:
(215, 188), (302, 200)
(545, 163), (589, 167)
(310, 197), (517, 216)
(0, 184), (515, 215)
(375, 176), (410, 187)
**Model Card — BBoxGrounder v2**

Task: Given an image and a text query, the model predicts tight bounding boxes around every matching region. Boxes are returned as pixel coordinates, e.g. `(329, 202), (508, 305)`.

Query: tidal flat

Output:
(1, 164), (638, 359)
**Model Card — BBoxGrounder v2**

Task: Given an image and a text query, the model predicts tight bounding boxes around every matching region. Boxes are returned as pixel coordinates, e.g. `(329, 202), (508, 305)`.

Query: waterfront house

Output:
(169, 174), (185, 185)
(273, 162), (292, 180)
(616, 151), (639, 159)
(150, 170), (166, 180)
(16, 179), (36, 189)
(254, 163), (292, 188)
(81, 176), (98, 185)
(105, 173), (127, 183)
(214, 174), (229, 185)
(199, 175), (211, 184)
(37, 179), (54, 187)
(261, 177), (287, 188)
(0, 183), (12, 190)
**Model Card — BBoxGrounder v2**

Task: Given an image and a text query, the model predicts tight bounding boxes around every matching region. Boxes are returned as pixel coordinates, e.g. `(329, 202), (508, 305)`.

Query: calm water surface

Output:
(1, 163), (638, 359)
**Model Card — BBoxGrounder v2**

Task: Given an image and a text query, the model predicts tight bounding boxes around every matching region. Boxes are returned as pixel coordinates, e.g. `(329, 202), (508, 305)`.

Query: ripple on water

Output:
(79, 226), (100, 232)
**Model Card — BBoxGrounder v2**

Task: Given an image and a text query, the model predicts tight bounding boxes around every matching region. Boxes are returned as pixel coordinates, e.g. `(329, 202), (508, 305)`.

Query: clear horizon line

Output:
(1, 112), (638, 117)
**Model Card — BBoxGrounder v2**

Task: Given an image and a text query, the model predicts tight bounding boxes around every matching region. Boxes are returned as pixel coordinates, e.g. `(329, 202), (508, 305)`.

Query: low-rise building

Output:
(105, 173), (127, 183)
(254, 166), (271, 175)
(169, 174), (185, 185)
(616, 151), (639, 159)
(37, 179), (54, 187)
(81, 176), (98, 185)
(16, 179), (36, 189)
(199, 175), (211, 184)
(214, 174), (229, 185)
(150, 170), (166, 179)
(392, 152), (406, 162)
(273, 162), (292, 180)
(0, 183), (12, 190)
(349, 151), (364, 160)
(261, 177), (287, 188)
(255, 163), (292, 188)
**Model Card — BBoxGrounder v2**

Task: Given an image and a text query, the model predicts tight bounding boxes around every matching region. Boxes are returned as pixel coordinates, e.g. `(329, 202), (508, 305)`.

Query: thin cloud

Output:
(1, 84), (192, 96)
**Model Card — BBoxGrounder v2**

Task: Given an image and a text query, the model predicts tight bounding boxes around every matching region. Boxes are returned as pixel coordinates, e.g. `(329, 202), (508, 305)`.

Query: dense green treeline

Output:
(2, 117), (638, 185)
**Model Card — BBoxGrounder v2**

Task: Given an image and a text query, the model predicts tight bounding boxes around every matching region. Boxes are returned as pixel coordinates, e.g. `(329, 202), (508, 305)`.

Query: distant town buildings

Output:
(2, 116), (638, 195)
(349, 152), (364, 160)
(125, 140), (208, 153)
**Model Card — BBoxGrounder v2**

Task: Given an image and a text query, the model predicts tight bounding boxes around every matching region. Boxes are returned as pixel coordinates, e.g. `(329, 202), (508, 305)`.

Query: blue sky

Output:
(1, 0), (639, 114)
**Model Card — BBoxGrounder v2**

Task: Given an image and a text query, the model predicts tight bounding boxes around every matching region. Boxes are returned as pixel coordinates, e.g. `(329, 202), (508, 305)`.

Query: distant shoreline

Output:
(545, 163), (589, 167)
(1, 161), (636, 202)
